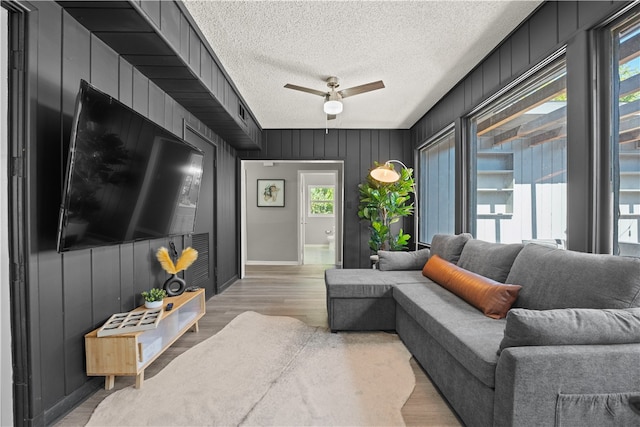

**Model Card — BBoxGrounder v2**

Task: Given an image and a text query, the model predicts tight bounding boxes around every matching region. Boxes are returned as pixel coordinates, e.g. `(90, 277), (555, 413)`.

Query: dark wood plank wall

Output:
(410, 0), (629, 252)
(240, 129), (413, 269)
(135, 0), (262, 149)
(23, 2), (238, 424)
(411, 1), (624, 144)
(215, 141), (239, 292)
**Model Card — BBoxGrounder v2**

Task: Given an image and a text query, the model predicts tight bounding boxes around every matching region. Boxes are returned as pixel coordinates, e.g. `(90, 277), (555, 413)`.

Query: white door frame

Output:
(298, 170), (339, 265)
(298, 172), (306, 265)
(240, 160), (344, 277)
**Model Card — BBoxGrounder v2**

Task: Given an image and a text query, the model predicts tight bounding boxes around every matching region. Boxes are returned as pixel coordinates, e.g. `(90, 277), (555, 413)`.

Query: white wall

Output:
(246, 162), (299, 263)
(1, 8), (14, 426)
(244, 161), (342, 264)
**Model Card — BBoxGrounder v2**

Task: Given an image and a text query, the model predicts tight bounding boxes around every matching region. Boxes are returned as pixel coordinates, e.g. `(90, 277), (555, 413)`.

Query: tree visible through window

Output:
(309, 186), (334, 216)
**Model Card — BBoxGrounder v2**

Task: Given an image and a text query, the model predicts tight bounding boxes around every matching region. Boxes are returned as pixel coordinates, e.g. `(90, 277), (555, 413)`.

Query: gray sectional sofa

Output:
(325, 234), (640, 426)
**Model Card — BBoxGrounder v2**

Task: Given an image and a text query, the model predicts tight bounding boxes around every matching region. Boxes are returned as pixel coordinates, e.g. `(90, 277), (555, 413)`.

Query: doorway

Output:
(299, 171), (338, 265)
(240, 160), (344, 277)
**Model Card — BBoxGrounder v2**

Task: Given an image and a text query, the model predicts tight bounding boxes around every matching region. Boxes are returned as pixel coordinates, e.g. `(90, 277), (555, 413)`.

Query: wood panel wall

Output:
(240, 129), (413, 269)
(22, 2), (238, 424)
(410, 0), (630, 252)
(411, 1), (625, 142)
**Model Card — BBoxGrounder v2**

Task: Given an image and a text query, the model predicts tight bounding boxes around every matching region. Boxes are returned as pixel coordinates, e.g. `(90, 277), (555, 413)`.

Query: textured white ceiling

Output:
(183, 0), (542, 129)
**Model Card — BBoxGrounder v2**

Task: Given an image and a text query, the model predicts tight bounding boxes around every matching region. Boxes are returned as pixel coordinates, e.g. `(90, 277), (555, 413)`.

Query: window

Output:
(612, 18), (640, 257)
(469, 59), (567, 245)
(419, 128), (455, 244)
(308, 185), (334, 216)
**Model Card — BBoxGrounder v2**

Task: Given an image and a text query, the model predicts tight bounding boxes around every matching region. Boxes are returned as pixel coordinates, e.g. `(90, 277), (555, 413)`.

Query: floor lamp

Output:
(369, 160), (418, 250)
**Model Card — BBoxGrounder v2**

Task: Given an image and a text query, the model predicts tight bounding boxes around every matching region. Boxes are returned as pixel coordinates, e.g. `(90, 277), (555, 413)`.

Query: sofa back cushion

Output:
(507, 243), (640, 309)
(378, 248), (431, 271)
(423, 255), (522, 319)
(457, 240), (524, 283)
(430, 233), (473, 265)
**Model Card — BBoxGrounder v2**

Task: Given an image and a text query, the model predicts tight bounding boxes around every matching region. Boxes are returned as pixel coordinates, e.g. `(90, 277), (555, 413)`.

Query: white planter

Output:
(144, 300), (163, 309)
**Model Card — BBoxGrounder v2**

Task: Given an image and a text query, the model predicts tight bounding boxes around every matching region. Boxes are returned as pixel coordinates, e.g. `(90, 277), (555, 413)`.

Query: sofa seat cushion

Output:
(325, 269), (398, 298)
(394, 282), (506, 388)
(386, 270), (428, 284)
(507, 244), (640, 309)
(457, 239), (524, 283)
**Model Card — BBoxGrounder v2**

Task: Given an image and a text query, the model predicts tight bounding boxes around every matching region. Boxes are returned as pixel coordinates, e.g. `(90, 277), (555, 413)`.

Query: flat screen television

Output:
(57, 80), (204, 252)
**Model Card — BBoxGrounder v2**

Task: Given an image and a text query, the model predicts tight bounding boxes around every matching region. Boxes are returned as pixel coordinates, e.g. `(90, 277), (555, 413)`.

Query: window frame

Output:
(417, 124), (456, 245)
(606, 12), (640, 257)
(466, 57), (568, 244)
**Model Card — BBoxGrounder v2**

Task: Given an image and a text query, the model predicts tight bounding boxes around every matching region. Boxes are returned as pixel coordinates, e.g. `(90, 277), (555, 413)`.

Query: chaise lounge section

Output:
(325, 234), (640, 426)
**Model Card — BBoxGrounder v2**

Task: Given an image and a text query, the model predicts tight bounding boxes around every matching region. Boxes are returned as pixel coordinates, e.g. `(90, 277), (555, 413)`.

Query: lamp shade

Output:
(324, 91), (343, 115)
(370, 163), (401, 183)
(324, 100), (343, 115)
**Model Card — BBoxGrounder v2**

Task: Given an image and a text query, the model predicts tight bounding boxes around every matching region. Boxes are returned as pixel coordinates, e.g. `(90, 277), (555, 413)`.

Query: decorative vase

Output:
(145, 300), (163, 309)
(163, 273), (186, 297)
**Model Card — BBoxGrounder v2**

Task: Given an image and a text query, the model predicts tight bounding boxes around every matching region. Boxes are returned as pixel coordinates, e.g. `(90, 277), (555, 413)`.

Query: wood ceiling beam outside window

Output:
(490, 105), (567, 146)
(476, 75), (567, 136)
(620, 31), (640, 64)
(480, 76), (640, 149)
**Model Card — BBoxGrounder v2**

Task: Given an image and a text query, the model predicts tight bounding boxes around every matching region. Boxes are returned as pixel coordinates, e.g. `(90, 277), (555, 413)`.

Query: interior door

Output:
(184, 125), (217, 296)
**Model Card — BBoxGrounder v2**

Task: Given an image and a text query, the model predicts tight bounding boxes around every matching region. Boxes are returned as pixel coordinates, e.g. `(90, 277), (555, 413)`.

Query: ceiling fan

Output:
(284, 76), (385, 120)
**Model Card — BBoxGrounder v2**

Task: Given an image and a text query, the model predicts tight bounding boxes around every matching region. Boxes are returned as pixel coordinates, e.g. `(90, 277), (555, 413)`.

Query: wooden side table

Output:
(85, 289), (205, 390)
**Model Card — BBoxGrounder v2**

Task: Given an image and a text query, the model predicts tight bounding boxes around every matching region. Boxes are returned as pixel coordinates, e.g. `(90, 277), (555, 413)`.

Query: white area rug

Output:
(86, 311), (415, 426)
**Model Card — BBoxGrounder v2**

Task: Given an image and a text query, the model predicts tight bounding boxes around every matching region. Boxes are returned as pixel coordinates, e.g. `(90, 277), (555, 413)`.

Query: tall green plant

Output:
(358, 164), (415, 251)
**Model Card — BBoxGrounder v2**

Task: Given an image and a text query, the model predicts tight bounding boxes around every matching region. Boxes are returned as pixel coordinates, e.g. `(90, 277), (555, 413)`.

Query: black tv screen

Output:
(57, 80), (204, 252)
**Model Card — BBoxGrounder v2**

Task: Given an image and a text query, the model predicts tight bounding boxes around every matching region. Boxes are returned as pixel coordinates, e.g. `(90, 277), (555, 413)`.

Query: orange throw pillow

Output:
(422, 255), (522, 319)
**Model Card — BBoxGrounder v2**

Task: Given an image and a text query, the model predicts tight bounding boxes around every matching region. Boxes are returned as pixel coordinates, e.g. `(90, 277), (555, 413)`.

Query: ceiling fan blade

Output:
(327, 114), (337, 121)
(339, 80), (385, 98)
(284, 83), (327, 97)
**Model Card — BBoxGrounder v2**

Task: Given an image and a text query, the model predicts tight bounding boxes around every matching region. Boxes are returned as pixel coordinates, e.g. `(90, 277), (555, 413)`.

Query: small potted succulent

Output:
(141, 288), (167, 309)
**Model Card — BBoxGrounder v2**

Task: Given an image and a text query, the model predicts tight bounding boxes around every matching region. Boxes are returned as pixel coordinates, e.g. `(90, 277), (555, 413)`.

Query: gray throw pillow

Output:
(430, 233), (473, 265)
(499, 307), (640, 353)
(378, 249), (431, 271)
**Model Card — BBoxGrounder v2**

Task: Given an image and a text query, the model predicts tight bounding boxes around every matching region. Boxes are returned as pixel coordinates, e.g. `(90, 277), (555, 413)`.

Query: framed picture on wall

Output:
(257, 179), (285, 207)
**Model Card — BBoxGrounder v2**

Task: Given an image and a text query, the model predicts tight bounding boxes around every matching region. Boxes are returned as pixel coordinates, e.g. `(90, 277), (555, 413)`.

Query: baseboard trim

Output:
(45, 377), (103, 426)
(218, 275), (238, 294)
(245, 261), (300, 266)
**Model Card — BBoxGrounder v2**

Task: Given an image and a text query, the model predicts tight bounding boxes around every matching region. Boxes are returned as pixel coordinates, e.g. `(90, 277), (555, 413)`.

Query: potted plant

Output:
(141, 288), (167, 309)
(358, 163), (415, 252)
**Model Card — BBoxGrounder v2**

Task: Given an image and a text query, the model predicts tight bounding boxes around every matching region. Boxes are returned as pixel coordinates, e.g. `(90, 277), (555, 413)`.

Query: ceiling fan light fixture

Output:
(324, 91), (343, 115)
(285, 76), (385, 118)
(324, 99), (343, 115)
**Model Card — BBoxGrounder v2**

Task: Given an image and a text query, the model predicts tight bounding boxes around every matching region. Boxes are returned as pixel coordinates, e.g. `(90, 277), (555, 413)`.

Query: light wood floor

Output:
(55, 265), (461, 426)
